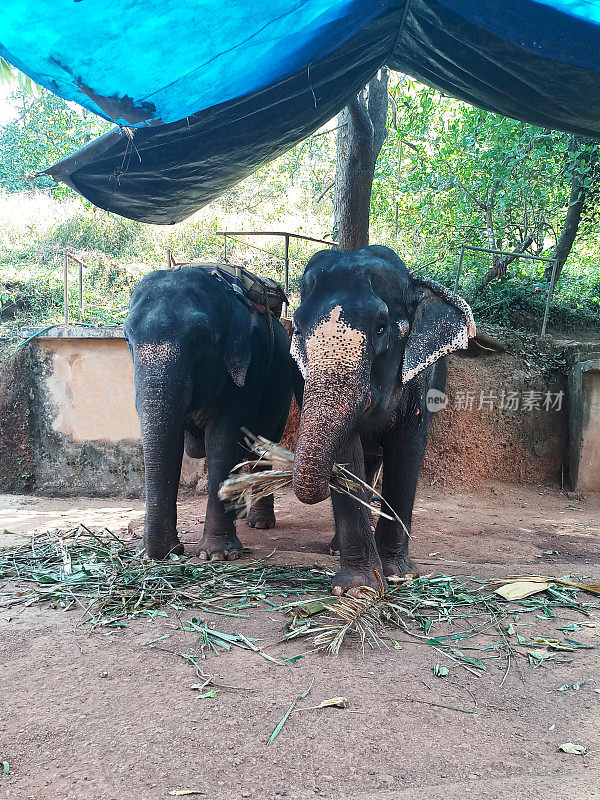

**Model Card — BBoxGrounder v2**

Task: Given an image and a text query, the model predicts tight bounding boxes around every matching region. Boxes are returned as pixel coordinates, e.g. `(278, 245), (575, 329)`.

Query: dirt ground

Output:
(1, 483), (600, 800)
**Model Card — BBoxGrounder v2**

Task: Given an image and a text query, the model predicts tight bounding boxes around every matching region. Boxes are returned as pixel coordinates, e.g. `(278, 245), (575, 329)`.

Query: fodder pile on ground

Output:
(1, 527), (598, 684)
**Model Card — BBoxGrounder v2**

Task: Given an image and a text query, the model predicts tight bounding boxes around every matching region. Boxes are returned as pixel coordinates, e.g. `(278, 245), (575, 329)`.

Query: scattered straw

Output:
(0, 527), (330, 627)
(284, 572), (599, 669)
(1, 529), (597, 678)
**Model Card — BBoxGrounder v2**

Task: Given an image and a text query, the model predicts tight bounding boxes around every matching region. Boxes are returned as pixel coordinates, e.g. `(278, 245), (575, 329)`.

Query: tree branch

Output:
(310, 124), (343, 139)
(453, 179), (487, 211)
(485, 181), (501, 262)
(316, 180), (334, 202)
(368, 67), (389, 161)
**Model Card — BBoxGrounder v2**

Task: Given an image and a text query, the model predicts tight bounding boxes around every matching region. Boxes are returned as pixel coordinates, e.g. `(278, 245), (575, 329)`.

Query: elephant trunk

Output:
(293, 369), (368, 505)
(293, 384), (343, 504)
(138, 380), (186, 559)
(294, 305), (370, 503)
(293, 305), (370, 504)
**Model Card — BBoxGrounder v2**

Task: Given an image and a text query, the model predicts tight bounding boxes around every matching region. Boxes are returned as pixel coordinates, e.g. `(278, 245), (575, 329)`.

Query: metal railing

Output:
(216, 230), (337, 315)
(453, 244), (559, 337)
(62, 250), (88, 325)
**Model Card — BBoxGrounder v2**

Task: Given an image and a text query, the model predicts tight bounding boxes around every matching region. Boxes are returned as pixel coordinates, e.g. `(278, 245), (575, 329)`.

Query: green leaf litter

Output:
(1, 528), (597, 677)
(0, 527), (331, 626)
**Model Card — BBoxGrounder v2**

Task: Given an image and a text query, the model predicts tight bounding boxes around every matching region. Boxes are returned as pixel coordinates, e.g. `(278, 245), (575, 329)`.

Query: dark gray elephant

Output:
(124, 266), (293, 560)
(290, 246), (475, 596)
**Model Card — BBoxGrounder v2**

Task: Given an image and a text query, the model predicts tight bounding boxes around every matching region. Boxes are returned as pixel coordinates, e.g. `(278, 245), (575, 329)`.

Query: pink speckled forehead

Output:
(305, 306), (366, 376)
(134, 342), (179, 364)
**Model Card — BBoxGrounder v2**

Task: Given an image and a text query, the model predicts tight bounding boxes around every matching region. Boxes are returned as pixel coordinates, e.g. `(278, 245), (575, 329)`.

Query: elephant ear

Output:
(290, 330), (307, 379)
(224, 305), (252, 387)
(402, 278), (476, 384)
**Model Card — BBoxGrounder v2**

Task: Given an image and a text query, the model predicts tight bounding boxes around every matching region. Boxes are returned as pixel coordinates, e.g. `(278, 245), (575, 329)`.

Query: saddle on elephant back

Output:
(178, 262), (288, 318)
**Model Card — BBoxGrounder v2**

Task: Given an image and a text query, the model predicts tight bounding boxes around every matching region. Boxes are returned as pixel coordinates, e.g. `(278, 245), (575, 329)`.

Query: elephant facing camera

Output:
(124, 265), (293, 561)
(291, 245), (475, 597)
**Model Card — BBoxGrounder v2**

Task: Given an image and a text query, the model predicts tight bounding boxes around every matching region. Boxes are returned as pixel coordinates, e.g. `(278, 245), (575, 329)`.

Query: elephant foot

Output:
(381, 555), (416, 582)
(246, 500), (276, 530)
(142, 535), (185, 560)
(331, 562), (383, 598)
(328, 534), (340, 556)
(195, 532), (243, 561)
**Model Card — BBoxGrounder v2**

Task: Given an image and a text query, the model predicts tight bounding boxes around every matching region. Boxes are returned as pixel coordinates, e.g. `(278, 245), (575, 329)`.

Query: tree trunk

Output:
(545, 178), (586, 282)
(333, 68), (388, 251)
(545, 140), (598, 282)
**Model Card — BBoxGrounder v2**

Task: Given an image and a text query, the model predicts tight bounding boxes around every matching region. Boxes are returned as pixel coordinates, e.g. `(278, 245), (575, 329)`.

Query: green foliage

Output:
(0, 190), (230, 334)
(374, 78), (573, 251)
(0, 85), (110, 193)
(0, 74), (598, 337)
(370, 77), (600, 329)
(0, 57), (35, 94)
(417, 245), (600, 332)
(0, 57), (13, 85)
(467, 280), (600, 332)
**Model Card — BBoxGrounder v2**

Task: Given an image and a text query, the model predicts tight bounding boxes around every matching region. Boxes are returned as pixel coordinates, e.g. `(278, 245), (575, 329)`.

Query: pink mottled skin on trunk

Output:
(293, 306), (368, 504)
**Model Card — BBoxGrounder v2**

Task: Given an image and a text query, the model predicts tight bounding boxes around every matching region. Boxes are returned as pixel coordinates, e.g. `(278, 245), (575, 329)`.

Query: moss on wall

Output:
(0, 342), (36, 492)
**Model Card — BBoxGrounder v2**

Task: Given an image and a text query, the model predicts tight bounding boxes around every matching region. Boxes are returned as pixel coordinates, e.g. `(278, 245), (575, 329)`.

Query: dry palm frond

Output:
(218, 430), (296, 516)
(219, 430), (409, 536)
(310, 572), (411, 654)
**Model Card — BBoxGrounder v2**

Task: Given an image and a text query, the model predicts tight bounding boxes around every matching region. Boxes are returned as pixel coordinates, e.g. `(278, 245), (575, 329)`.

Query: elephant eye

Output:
(376, 323), (386, 335)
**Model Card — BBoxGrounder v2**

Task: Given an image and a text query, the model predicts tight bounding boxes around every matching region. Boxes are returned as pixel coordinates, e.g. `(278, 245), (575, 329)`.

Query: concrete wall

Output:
(1, 325), (587, 496)
(568, 350), (600, 492)
(579, 369), (600, 490)
(23, 327), (204, 496)
(38, 337), (138, 442)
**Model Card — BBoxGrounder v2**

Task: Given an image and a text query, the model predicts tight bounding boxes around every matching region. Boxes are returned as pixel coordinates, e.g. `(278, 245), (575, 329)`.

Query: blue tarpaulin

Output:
(2, 0), (600, 223)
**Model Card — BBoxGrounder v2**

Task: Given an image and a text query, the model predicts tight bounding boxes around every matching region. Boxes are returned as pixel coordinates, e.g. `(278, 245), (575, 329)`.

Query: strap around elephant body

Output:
(183, 262), (280, 376)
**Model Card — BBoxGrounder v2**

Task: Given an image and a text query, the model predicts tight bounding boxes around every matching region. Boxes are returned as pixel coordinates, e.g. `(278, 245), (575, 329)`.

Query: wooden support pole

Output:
(78, 260), (83, 313)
